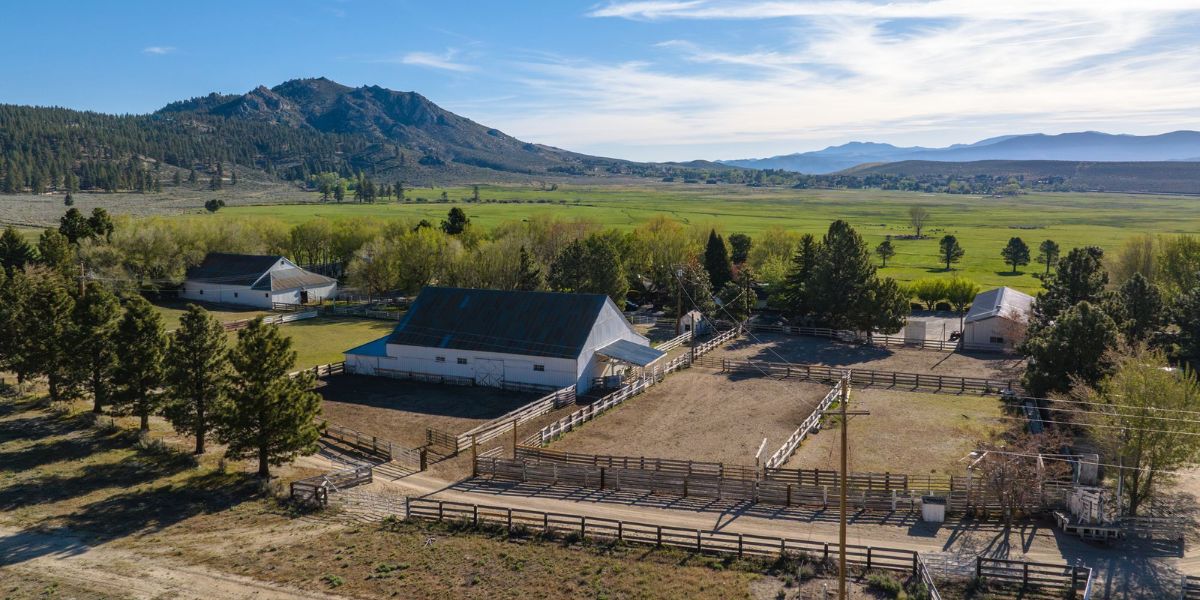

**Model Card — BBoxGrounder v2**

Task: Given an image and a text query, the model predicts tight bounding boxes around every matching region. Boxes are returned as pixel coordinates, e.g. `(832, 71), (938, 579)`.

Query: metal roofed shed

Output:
(181, 253), (337, 308)
(595, 339), (666, 367)
(962, 286), (1034, 352)
(345, 287), (656, 394)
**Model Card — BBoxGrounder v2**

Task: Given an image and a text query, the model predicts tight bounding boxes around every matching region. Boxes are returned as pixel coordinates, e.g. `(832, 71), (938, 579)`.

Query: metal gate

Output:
(474, 359), (504, 388)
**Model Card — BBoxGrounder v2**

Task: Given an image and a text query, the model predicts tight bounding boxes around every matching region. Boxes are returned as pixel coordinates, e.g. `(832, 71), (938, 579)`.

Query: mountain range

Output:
(722, 131), (1200, 174)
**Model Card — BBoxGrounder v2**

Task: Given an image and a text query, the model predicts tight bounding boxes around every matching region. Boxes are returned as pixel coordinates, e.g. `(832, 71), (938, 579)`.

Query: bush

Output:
(935, 301), (952, 312)
(321, 574), (344, 588)
(866, 572), (906, 598)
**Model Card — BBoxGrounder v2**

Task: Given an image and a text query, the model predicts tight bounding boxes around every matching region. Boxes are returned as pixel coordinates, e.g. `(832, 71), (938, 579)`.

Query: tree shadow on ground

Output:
(0, 448), (197, 512)
(317, 374), (541, 420)
(0, 427), (132, 473)
(0, 411), (97, 444)
(730, 335), (894, 367)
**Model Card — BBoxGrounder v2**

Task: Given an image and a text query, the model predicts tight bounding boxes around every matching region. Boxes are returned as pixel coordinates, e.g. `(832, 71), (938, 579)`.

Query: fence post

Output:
(657, 526), (662, 546)
(473, 505), (479, 526)
(976, 556), (982, 580)
(507, 508), (513, 532)
(1023, 562), (1029, 588)
(867, 547), (872, 569)
(912, 553), (918, 576)
(738, 534), (744, 557)
(581, 516), (587, 539)
(618, 521), (623, 541)
(404, 495), (410, 518)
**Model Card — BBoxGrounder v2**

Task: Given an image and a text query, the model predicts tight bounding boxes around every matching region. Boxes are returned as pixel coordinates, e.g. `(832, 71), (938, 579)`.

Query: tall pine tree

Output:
(23, 271), (76, 400)
(72, 282), (121, 413)
(703, 229), (734, 291)
(0, 226), (36, 275)
(111, 295), (168, 431)
(164, 305), (230, 455)
(220, 319), (321, 477)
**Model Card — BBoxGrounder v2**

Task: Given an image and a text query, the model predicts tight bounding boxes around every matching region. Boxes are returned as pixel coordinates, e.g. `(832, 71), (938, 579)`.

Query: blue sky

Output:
(5, 1), (1200, 161)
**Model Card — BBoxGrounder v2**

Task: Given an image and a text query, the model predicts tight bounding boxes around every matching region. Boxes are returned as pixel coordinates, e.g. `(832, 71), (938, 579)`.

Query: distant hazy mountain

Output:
(723, 131), (1200, 174)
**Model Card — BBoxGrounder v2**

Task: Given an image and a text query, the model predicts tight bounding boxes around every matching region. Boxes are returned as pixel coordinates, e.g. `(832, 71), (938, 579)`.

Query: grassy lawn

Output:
(785, 389), (1006, 476)
(277, 316), (394, 370)
(209, 183), (1200, 292)
(151, 300), (272, 331)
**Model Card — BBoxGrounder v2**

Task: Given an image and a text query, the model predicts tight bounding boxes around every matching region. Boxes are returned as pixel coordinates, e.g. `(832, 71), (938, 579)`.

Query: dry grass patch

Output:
(784, 389), (1006, 476)
(551, 369), (831, 465)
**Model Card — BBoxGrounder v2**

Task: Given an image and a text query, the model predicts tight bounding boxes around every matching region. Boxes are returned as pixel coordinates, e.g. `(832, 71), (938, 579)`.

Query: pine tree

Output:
(0, 270), (32, 386)
(1036, 239), (1061, 276)
(515, 246), (543, 291)
(164, 305), (230, 454)
(219, 319), (321, 477)
(187, 169), (198, 184)
(703, 229), (734, 290)
(441, 207), (470, 235)
(939, 235), (965, 270)
(111, 295), (168, 431)
(37, 229), (74, 276)
(1022, 301), (1118, 396)
(1032, 246), (1108, 329)
(782, 234), (819, 318)
(1000, 237), (1031, 273)
(1107, 273), (1165, 343)
(23, 271), (76, 400)
(875, 239), (895, 267)
(0, 226), (36, 274)
(72, 282), (121, 413)
(58, 207), (92, 244)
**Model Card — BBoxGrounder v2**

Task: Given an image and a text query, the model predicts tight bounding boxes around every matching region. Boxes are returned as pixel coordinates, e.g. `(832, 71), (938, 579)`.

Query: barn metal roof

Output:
(595, 339), (665, 367)
(345, 335), (390, 357)
(964, 286), (1034, 324)
(386, 287), (610, 359)
(185, 253), (282, 286)
(253, 267), (336, 292)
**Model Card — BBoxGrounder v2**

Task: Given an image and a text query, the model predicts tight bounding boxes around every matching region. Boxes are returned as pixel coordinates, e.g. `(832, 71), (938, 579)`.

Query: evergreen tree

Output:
(1175, 281), (1200, 370)
(87, 207), (114, 242)
(164, 305), (230, 455)
(111, 295), (168, 431)
(703, 229), (734, 290)
(72, 282), (121, 413)
(864, 276), (910, 335)
(938, 234), (965, 270)
(0, 226), (36, 274)
(37, 229), (73, 276)
(219, 319), (321, 478)
(172, 171), (182, 186)
(1022, 301), (1119, 396)
(1032, 246), (1108, 328)
(782, 233), (818, 318)
(187, 168), (198, 184)
(64, 192), (74, 206)
(515, 246), (543, 291)
(1106, 273), (1165, 343)
(1000, 237), (1031, 273)
(58, 207), (92, 244)
(23, 272), (76, 400)
(209, 173), (222, 190)
(807, 220), (880, 329)
(728, 233), (752, 265)
(441, 207), (470, 235)
(0, 270), (32, 385)
(875, 239), (895, 267)
(230, 170), (238, 186)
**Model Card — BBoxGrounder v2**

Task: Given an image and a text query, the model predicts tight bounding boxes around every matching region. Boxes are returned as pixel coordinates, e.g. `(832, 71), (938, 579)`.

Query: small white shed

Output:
(181, 253), (337, 309)
(344, 287), (665, 394)
(962, 286), (1033, 352)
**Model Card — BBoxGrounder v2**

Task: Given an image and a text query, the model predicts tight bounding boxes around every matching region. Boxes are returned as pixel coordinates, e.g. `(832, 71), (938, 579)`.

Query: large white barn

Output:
(962, 286), (1034, 351)
(344, 287), (664, 394)
(181, 253), (337, 309)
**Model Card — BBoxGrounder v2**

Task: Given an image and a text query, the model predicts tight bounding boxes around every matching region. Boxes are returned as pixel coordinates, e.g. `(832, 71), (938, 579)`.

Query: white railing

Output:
(655, 331), (693, 352)
(458, 385), (578, 450)
(764, 381), (842, 469)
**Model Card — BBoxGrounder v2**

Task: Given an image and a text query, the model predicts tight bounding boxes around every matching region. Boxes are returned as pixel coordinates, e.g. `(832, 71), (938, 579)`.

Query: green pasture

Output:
(212, 183), (1200, 291)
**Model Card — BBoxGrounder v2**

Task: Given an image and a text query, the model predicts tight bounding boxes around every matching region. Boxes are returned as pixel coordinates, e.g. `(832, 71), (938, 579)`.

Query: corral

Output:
(548, 368), (832, 465)
(317, 375), (550, 449)
(711, 330), (1025, 382)
(784, 389), (1007, 476)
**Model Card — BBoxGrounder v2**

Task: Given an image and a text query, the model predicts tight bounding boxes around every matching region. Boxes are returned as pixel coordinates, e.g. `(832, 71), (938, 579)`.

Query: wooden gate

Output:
(474, 359), (505, 388)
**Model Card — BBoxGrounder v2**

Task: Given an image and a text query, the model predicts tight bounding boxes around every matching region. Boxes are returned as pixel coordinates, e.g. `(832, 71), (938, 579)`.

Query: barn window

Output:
(990, 336), (1005, 344)
(435, 356), (446, 363)
(234, 292), (239, 298)
(264, 293), (269, 298)
(198, 289), (203, 295)
(533, 364), (545, 372)
(457, 358), (467, 365)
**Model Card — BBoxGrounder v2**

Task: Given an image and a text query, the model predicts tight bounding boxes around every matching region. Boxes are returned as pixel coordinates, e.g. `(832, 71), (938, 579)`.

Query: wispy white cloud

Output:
(142, 46), (175, 55)
(396, 49), (476, 72)
(471, 1), (1200, 160)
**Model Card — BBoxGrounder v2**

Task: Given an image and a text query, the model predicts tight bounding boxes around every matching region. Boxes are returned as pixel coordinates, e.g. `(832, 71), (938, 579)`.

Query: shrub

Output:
(321, 574), (344, 588)
(866, 572), (905, 598)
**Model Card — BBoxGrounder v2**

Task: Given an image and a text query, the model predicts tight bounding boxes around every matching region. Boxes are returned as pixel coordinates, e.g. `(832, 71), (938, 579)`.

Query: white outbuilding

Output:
(344, 287), (664, 394)
(181, 253), (337, 309)
(962, 286), (1034, 352)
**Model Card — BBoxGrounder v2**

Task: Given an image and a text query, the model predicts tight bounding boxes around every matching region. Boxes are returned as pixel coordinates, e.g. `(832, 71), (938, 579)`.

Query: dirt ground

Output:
(317, 375), (543, 448)
(550, 369), (833, 465)
(784, 389), (1007, 476)
(712, 331), (1025, 382)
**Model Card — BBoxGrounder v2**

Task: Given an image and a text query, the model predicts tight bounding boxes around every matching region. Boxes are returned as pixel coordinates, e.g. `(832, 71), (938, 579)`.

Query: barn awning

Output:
(595, 339), (665, 367)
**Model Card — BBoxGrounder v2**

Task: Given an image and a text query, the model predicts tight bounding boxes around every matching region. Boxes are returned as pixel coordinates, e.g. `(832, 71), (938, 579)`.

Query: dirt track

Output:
(712, 332), (1025, 381)
(550, 369), (832, 465)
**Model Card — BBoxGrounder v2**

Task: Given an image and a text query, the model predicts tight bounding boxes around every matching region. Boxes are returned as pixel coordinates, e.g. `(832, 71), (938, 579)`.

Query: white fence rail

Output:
(655, 331), (693, 352)
(458, 385), (578, 451)
(764, 382), (842, 469)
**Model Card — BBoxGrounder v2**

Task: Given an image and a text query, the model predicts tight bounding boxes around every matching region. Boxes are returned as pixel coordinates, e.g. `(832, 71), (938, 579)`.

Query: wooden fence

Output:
(289, 361), (345, 380)
(289, 465), (374, 507)
(369, 368), (475, 387)
(915, 554), (944, 600)
(656, 330), (693, 352)
(322, 423), (424, 471)
(1181, 575), (1200, 600)
(425, 428), (459, 457)
(752, 323), (963, 352)
(324, 304), (405, 320)
(456, 385), (578, 452)
(224, 309), (319, 331)
(764, 382), (842, 469)
(405, 498), (922, 574)
(696, 356), (1021, 396)
(975, 557), (1092, 598)
(516, 446), (762, 481)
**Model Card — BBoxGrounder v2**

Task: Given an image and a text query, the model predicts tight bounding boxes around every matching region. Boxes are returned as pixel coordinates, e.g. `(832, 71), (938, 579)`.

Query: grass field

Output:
(207, 183), (1200, 291)
(784, 389), (1006, 476)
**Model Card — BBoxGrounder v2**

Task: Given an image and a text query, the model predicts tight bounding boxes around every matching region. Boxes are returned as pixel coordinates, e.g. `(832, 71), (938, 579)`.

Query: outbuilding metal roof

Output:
(387, 287), (611, 359)
(964, 286), (1034, 324)
(595, 339), (666, 367)
(345, 335), (390, 357)
(253, 267), (336, 292)
(186, 253), (335, 291)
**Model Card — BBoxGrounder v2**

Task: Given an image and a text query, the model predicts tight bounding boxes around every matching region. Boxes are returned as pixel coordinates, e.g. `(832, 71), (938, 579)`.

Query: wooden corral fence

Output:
(625, 313), (658, 325)
(532, 324), (745, 445)
(405, 498), (922, 574)
(369, 368), (475, 387)
(323, 304), (405, 320)
(425, 428), (460, 457)
(764, 382), (842, 469)
(322, 423), (425, 471)
(915, 554), (944, 600)
(975, 557), (1093, 599)
(1181, 575), (1200, 600)
(516, 446), (762, 481)
(655, 330), (693, 352)
(752, 323), (964, 352)
(225, 309), (319, 331)
(288, 361), (345, 380)
(455, 386), (578, 452)
(696, 356), (1021, 396)
(289, 465), (373, 507)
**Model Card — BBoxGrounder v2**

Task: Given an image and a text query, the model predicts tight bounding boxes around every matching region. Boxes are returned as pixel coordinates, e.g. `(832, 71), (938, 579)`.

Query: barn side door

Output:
(474, 359), (505, 388)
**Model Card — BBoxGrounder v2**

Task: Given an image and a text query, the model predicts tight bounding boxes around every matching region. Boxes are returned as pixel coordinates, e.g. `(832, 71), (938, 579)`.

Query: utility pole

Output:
(675, 267), (684, 335)
(837, 373), (868, 600)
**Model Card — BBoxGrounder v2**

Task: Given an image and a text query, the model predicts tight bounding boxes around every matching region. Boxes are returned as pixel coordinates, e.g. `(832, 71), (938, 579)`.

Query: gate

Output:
(475, 359), (505, 388)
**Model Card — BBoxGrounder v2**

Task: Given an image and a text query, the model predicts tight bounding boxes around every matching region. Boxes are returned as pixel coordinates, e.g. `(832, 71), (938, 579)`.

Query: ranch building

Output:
(962, 286), (1034, 351)
(180, 253), (337, 309)
(344, 287), (664, 394)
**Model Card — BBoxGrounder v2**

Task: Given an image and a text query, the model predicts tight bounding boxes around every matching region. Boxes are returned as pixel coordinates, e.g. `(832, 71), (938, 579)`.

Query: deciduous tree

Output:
(908, 206), (930, 238)
(945, 276), (981, 331)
